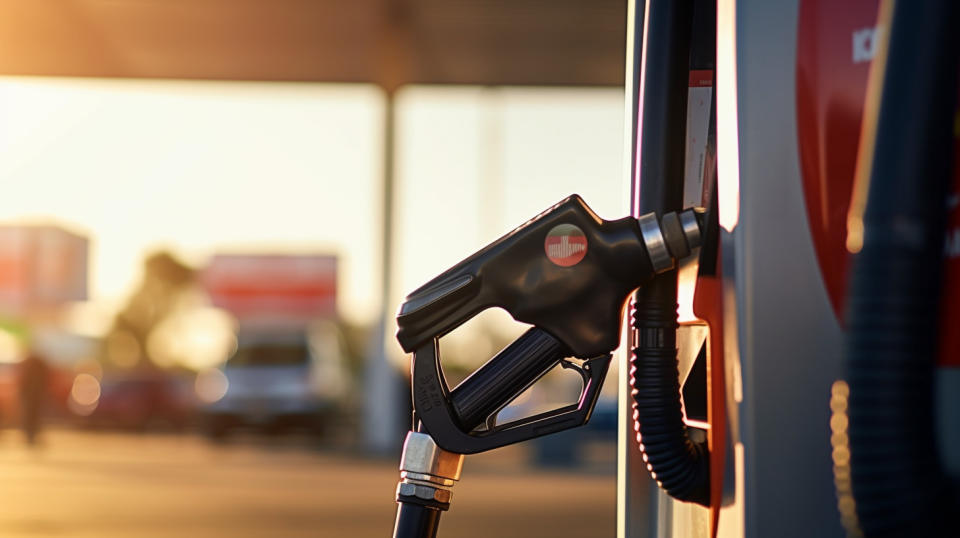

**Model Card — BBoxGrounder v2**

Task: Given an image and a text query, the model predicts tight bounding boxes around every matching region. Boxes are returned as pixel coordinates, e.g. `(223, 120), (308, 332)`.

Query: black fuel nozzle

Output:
(396, 194), (703, 454)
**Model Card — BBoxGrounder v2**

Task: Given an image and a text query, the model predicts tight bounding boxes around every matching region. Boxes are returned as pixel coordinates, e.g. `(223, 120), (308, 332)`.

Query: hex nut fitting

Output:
(638, 212), (675, 273)
(399, 432), (464, 481)
(397, 482), (453, 504)
(679, 208), (704, 250)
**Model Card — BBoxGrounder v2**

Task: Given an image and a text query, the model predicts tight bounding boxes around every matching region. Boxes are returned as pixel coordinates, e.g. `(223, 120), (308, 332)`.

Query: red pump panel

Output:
(796, 0), (879, 321)
(797, 0), (960, 365)
(939, 108), (960, 366)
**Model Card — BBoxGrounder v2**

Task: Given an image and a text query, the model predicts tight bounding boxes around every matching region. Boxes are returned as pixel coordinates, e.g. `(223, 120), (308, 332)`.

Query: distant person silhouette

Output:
(18, 353), (49, 446)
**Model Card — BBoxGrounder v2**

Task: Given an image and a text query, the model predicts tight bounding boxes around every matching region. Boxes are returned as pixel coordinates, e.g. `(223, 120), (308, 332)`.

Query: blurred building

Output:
(0, 225), (91, 425)
(0, 225), (88, 316)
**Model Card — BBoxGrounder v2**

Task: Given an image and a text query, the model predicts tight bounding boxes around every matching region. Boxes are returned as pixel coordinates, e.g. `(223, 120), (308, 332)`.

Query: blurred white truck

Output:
(199, 254), (346, 437)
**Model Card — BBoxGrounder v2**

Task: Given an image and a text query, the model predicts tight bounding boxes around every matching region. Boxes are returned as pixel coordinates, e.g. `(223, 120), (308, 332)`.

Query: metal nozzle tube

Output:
(637, 208), (705, 274)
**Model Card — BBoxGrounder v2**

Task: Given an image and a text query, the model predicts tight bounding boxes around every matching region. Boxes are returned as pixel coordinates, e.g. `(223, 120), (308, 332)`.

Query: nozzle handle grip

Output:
(449, 328), (568, 431)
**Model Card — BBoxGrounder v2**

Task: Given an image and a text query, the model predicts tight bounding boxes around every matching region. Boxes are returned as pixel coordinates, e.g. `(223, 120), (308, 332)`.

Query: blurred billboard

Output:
(202, 254), (337, 323)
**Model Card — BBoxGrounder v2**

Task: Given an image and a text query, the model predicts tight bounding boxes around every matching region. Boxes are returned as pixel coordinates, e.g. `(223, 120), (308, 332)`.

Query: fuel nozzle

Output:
(393, 194), (706, 457)
(391, 196), (706, 538)
(396, 196), (704, 360)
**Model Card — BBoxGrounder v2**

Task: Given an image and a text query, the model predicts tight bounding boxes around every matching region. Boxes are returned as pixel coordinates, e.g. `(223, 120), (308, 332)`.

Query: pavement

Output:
(0, 429), (615, 538)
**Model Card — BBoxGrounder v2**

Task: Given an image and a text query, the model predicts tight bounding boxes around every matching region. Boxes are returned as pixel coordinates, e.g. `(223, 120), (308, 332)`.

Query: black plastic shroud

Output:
(396, 195), (655, 359)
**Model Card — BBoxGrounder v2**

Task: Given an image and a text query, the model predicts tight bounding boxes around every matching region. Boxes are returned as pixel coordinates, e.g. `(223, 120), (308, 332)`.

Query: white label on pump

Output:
(683, 70), (714, 208)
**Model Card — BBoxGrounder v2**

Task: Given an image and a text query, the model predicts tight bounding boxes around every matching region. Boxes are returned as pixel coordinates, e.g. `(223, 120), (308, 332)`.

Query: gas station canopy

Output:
(0, 0), (625, 88)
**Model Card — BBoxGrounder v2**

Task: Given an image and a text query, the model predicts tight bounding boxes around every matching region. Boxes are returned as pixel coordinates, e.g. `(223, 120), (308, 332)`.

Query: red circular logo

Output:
(545, 224), (588, 267)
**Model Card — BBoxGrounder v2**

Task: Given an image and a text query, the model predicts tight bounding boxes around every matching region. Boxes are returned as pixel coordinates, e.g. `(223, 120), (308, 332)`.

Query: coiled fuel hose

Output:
(842, 1), (960, 535)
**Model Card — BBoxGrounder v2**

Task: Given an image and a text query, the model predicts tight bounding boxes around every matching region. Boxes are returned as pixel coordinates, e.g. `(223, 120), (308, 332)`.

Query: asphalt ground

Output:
(0, 429), (615, 538)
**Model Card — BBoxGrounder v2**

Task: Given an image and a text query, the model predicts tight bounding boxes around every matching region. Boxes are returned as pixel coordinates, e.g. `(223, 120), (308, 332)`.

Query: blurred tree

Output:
(103, 251), (196, 370)
(337, 320), (373, 378)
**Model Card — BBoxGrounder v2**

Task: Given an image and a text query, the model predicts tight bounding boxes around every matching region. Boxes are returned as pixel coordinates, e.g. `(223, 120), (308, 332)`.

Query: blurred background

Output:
(0, 1), (627, 537)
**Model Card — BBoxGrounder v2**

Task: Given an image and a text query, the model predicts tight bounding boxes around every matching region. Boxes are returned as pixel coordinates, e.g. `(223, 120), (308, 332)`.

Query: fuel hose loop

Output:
(630, 274), (710, 506)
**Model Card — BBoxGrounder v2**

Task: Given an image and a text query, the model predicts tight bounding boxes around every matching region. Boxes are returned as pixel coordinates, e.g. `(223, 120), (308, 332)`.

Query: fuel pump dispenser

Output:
(385, 0), (959, 536)
(621, 0), (960, 536)
(390, 195), (705, 538)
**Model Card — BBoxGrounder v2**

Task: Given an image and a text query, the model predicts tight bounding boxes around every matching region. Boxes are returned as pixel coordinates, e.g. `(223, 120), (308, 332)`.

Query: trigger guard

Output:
(412, 338), (611, 454)
(559, 358), (591, 385)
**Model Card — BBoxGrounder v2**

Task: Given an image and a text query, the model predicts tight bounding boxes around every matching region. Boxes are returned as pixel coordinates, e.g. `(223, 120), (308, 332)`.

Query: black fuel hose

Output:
(843, 1), (960, 535)
(632, 278), (709, 505)
(629, 0), (709, 507)
(392, 503), (441, 538)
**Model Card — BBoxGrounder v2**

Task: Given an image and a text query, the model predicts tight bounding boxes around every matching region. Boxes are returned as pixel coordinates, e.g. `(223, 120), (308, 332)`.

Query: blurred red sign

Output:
(202, 254), (337, 320)
(796, 0), (878, 322)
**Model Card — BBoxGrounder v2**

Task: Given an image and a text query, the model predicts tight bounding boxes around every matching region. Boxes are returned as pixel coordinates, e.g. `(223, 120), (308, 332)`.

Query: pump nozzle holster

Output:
(396, 194), (703, 454)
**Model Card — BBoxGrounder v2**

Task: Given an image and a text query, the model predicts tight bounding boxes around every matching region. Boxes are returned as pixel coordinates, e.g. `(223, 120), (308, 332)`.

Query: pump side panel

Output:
(729, 1), (844, 536)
